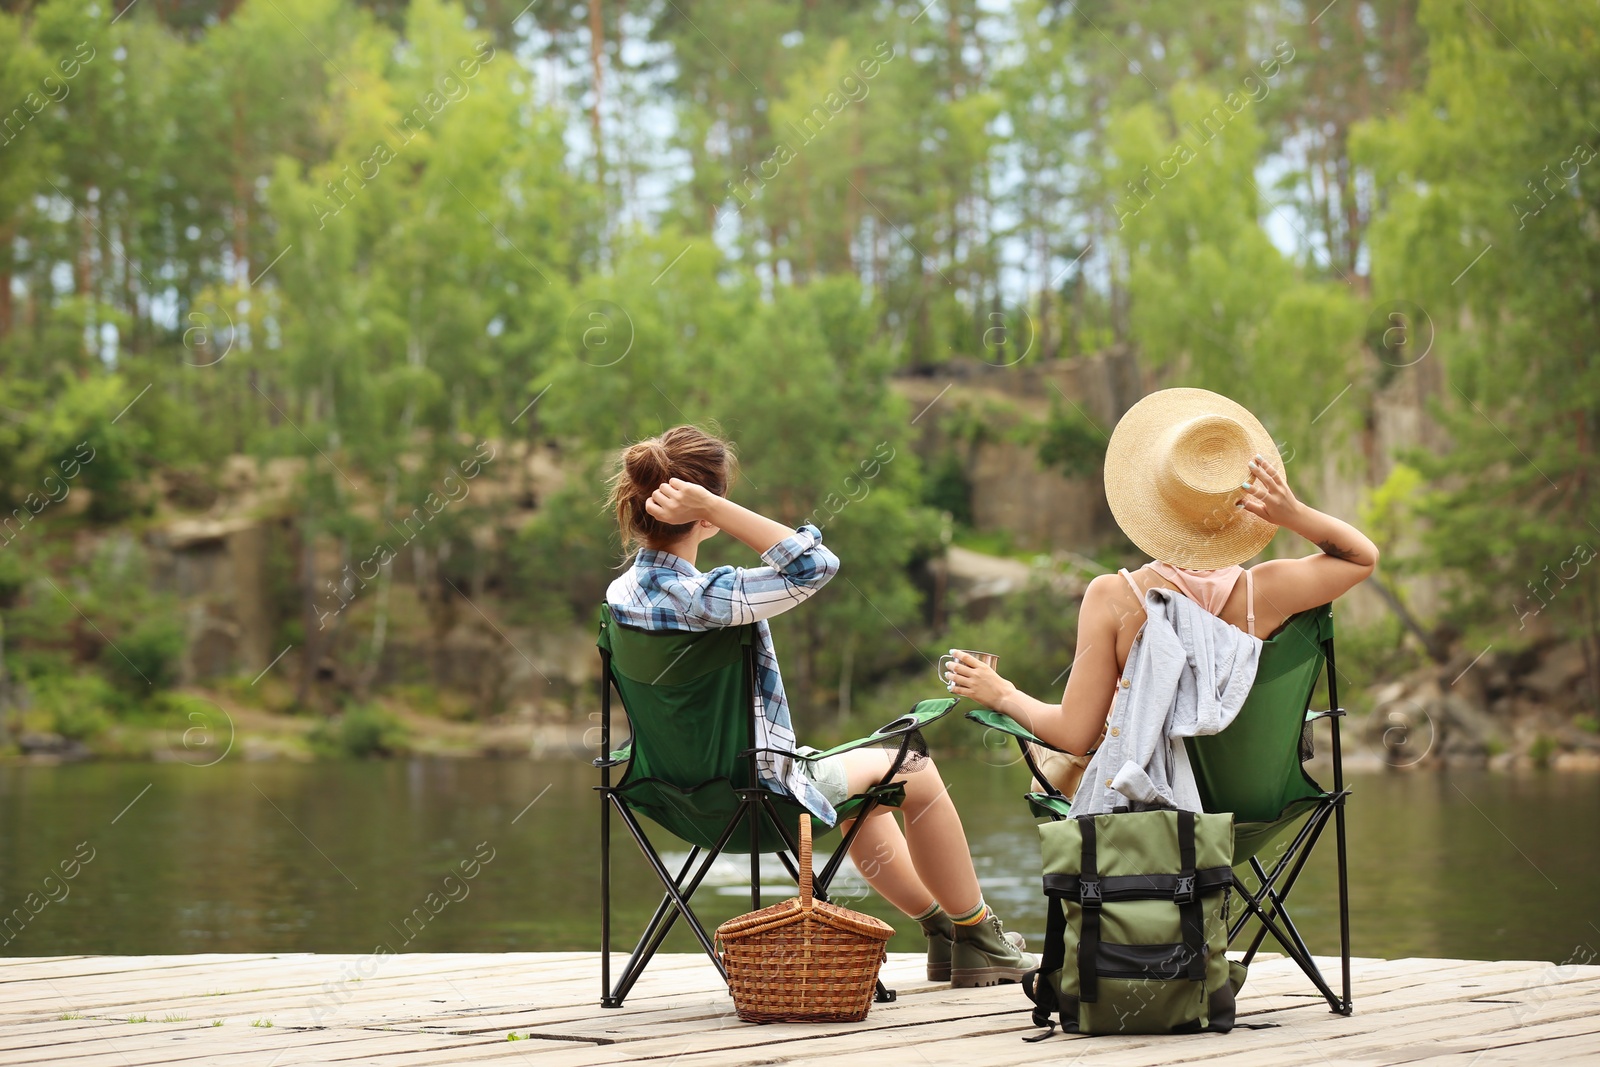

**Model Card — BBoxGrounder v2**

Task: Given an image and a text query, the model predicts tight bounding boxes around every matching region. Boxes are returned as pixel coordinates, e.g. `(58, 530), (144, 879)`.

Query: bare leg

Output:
(835, 809), (935, 917)
(834, 748), (982, 917)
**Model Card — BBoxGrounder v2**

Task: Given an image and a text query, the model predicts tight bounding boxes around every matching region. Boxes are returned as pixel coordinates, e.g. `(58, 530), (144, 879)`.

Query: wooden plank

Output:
(2, 954), (1593, 1067)
(982, 969), (1600, 1067)
(0, 954), (284, 985)
(586, 961), (1600, 1067)
(0, 1025), (514, 1067)
(1412, 1032), (1600, 1065)
(0, 953), (698, 1020)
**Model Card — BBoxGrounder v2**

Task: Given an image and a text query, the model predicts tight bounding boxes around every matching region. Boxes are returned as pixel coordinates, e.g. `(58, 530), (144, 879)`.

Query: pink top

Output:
(1118, 561), (1256, 637)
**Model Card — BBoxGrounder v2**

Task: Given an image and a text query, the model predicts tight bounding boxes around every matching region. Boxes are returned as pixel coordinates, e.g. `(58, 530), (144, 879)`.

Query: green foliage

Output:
(506, 477), (617, 630)
(921, 451), (974, 527)
(1, 538), (185, 727)
(1036, 402), (1107, 479)
(308, 703), (411, 758)
(30, 674), (116, 740)
(1360, 463), (1427, 565)
(1321, 616), (1428, 718)
(1112, 82), (1366, 458)
(1352, 0), (1600, 644)
(952, 527), (1017, 561)
(101, 617), (186, 696)
(0, 0), (1585, 736)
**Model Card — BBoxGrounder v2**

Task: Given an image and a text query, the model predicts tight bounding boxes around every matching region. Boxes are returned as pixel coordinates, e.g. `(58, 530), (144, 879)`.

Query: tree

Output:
(1353, 0), (1600, 687)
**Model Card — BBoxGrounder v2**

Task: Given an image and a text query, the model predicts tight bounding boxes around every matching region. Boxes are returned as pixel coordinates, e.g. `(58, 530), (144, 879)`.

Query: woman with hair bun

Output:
(605, 424), (1035, 988)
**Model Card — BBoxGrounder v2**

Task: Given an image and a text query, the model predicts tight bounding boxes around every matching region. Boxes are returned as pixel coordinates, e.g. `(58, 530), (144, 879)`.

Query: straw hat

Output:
(1104, 388), (1282, 569)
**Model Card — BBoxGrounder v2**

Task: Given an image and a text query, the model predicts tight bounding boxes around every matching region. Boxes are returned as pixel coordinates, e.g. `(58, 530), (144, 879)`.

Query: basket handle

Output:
(798, 815), (813, 908)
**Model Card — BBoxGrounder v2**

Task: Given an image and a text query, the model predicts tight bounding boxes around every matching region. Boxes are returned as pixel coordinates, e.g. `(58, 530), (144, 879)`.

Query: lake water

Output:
(2, 757), (1597, 965)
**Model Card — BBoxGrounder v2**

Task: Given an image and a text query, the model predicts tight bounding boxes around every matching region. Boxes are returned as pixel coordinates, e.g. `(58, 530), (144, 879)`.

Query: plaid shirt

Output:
(606, 524), (841, 823)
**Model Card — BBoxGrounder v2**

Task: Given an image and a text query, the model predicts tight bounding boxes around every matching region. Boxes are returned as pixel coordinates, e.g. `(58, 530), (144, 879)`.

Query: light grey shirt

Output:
(1070, 587), (1263, 815)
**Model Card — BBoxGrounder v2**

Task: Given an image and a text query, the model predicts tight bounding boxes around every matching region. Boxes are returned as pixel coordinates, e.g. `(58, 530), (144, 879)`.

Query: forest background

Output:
(0, 0), (1595, 763)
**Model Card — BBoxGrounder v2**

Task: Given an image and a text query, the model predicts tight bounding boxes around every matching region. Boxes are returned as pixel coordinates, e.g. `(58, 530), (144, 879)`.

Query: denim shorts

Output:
(796, 748), (851, 808)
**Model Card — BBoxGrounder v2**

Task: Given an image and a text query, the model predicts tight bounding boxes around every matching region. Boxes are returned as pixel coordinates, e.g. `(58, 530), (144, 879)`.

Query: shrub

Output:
(921, 451), (974, 527)
(102, 617), (186, 695)
(309, 703), (410, 758)
(31, 674), (116, 740)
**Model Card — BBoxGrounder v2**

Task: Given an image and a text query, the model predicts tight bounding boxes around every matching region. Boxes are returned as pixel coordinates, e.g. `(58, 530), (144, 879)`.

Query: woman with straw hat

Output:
(944, 387), (1380, 780)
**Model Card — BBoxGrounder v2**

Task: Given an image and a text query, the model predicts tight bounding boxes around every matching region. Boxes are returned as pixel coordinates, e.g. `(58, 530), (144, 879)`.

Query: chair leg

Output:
(1326, 631), (1354, 1014)
(609, 791), (772, 1006)
(1230, 872), (1345, 1013)
(610, 848), (727, 1006)
(1333, 791), (1354, 1014)
(1227, 801), (1350, 1015)
(609, 804), (728, 987)
(1228, 803), (1334, 945)
(601, 784), (615, 1008)
(1248, 857), (1321, 973)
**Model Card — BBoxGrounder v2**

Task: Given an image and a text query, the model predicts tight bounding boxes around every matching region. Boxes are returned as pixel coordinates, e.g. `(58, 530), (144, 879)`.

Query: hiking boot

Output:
(920, 911), (955, 982)
(950, 912), (1036, 988)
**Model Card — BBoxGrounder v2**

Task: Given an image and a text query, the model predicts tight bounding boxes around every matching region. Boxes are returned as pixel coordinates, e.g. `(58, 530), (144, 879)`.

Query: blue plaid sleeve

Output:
(670, 524), (839, 628)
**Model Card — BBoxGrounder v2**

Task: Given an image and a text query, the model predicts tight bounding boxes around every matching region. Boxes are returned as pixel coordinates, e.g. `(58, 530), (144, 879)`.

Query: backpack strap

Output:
(1176, 810), (1206, 982)
(1029, 897), (1067, 1031)
(1077, 814), (1102, 1004)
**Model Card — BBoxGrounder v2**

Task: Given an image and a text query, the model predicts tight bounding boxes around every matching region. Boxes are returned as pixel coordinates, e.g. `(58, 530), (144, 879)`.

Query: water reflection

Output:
(1, 757), (1595, 962)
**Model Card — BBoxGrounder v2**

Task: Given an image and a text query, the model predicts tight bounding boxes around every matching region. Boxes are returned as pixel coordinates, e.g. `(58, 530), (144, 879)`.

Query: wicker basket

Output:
(714, 817), (895, 1023)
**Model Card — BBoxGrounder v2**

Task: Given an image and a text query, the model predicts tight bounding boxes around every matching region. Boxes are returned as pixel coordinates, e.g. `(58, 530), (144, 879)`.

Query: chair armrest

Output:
(592, 739), (633, 768)
(805, 697), (960, 760)
(965, 707), (1054, 748)
(1025, 791), (1074, 820)
(965, 708), (1097, 761)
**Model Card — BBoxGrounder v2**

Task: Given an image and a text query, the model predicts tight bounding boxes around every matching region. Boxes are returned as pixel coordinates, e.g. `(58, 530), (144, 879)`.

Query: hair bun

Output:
(607, 425), (735, 554)
(624, 440), (671, 494)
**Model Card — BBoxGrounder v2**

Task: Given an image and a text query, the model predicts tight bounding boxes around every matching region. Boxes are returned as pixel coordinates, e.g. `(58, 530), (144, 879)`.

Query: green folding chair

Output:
(967, 604), (1353, 1015)
(596, 603), (958, 1008)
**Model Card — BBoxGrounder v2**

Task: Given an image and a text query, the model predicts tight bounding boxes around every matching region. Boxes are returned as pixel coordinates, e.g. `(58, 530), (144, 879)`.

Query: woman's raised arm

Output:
(646, 476), (796, 557)
(644, 477), (840, 627)
(1240, 456), (1380, 617)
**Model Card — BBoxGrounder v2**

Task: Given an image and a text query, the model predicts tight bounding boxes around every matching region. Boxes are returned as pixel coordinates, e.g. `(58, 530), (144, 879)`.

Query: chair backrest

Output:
(1185, 605), (1334, 827)
(599, 604), (815, 851)
(598, 603), (757, 792)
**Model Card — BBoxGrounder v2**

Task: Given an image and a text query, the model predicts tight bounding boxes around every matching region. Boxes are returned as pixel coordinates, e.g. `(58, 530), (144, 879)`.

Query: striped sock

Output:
(949, 901), (989, 926)
(910, 902), (942, 924)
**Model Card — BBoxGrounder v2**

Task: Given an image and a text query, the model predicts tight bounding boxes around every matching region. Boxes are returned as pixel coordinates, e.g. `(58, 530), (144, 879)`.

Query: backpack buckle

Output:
(1080, 878), (1102, 908)
(1173, 874), (1196, 904)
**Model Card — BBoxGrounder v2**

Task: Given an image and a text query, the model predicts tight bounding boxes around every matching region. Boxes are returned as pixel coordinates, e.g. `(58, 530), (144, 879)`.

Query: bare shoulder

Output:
(1246, 554), (1367, 619)
(1081, 573), (1135, 631)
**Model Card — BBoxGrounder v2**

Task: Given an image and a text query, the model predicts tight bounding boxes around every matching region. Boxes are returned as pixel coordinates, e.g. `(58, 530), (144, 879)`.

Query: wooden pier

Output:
(3, 951), (1597, 1065)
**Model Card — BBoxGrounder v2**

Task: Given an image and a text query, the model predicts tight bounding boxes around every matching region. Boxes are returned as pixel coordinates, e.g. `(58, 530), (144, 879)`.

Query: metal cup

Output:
(938, 649), (999, 686)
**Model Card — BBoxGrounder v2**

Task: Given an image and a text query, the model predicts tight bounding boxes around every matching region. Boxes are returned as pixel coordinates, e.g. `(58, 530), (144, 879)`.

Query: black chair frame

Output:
(597, 638), (932, 1009)
(995, 628), (1354, 1016)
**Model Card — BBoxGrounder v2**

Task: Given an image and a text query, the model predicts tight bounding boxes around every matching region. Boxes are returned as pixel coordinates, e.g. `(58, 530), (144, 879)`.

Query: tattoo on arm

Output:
(1317, 539), (1360, 563)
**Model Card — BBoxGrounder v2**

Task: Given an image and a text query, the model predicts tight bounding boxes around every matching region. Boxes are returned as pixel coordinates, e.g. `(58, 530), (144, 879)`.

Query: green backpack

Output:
(1025, 808), (1245, 1036)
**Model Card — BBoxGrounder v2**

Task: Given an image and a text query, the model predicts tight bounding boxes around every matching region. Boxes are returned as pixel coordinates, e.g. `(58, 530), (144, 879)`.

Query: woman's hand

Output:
(944, 650), (1016, 710)
(1238, 455), (1301, 527)
(645, 477), (720, 525)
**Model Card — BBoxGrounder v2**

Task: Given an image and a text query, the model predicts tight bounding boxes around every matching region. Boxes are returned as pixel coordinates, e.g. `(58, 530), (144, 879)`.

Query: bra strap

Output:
(1245, 568), (1256, 638)
(1117, 568), (1143, 601)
